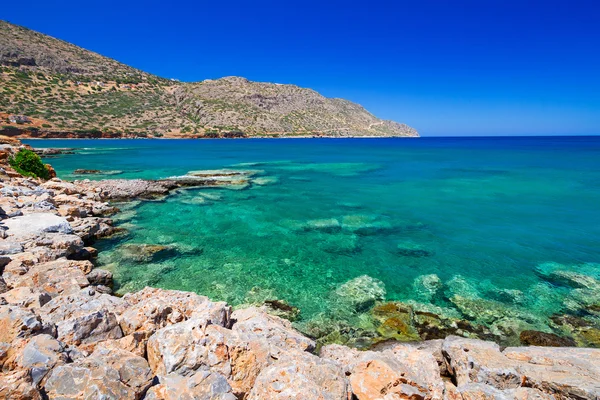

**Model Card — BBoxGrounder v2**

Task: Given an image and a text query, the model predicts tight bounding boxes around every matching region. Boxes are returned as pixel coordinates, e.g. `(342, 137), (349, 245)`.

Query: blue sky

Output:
(2, 0), (599, 136)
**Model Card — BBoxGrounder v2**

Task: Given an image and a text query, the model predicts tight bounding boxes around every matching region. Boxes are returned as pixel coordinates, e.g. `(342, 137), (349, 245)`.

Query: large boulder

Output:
(247, 351), (348, 400)
(231, 307), (315, 352)
(147, 320), (275, 397)
(3, 213), (72, 238)
(442, 336), (600, 399)
(145, 370), (237, 400)
(0, 287), (51, 309)
(43, 347), (153, 399)
(3, 334), (69, 386)
(321, 343), (444, 399)
(0, 369), (42, 400)
(0, 304), (47, 343)
(118, 287), (231, 336)
(12, 258), (91, 297)
(39, 288), (124, 347)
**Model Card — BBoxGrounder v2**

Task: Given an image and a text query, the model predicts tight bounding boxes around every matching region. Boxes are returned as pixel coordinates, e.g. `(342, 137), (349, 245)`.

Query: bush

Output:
(8, 149), (50, 179)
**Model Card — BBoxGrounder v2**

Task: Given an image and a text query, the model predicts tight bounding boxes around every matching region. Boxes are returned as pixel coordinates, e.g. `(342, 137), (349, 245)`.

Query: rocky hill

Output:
(0, 20), (418, 138)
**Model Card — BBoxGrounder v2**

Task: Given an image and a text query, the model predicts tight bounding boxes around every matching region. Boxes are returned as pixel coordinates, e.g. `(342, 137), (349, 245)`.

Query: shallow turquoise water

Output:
(27, 137), (600, 342)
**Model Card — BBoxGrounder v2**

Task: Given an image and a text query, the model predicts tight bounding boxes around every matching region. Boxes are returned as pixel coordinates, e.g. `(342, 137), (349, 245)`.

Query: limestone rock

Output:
(321, 343), (443, 399)
(39, 288), (124, 346)
(443, 336), (600, 399)
(0, 240), (23, 255)
(86, 268), (113, 286)
(4, 334), (69, 386)
(3, 213), (72, 238)
(146, 370), (237, 400)
(231, 307), (315, 352)
(13, 258), (91, 297)
(0, 287), (51, 309)
(43, 347), (153, 399)
(147, 320), (275, 397)
(119, 287), (231, 336)
(248, 351), (348, 400)
(0, 305), (46, 343)
(0, 369), (42, 400)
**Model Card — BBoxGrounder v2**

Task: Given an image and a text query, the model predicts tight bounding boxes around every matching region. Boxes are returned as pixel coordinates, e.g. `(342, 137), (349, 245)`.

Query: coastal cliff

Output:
(0, 21), (418, 139)
(1, 137), (600, 399)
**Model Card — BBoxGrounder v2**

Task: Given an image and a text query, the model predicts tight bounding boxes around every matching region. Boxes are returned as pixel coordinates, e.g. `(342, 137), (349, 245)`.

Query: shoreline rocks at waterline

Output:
(2, 138), (600, 399)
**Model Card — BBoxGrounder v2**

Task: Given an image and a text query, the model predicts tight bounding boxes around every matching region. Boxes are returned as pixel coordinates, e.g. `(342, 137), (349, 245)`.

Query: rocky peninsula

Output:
(1, 137), (600, 399)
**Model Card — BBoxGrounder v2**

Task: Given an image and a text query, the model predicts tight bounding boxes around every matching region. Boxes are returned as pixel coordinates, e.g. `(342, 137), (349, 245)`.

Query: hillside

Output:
(0, 20), (418, 138)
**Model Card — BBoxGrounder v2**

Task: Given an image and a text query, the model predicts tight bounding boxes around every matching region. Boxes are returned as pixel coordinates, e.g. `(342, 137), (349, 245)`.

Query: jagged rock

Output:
(86, 268), (113, 286)
(248, 350), (347, 400)
(0, 240), (23, 255)
(3, 213), (72, 238)
(231, 307), (315, 352)
(334, 275), (386, 312)
(321, 343), (444, 399)
(145, 370), (237, 400)
(26, 232), (84, 260)
(443, 336), (600, 399)
(94, 331), (150, 358)
(0, 287), (51, 309)
(38, 289), (121, 343)
(118, 287), (231, 336)
(0, 276), (8, 294)
(0, 305), (47, 343)
(0, 369), (42, 400)
(43, 347), (153, 399)
(12, 258), (91, 297)
(3, 334), (69, 386)
(147, 320), (274, 397)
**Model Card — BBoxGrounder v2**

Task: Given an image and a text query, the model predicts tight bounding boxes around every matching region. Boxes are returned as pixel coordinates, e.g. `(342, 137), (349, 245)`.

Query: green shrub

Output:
(8, 149), (50, 179)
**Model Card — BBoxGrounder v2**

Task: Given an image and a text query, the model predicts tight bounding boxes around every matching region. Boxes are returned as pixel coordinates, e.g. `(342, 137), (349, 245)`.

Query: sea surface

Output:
(26, 137), (600, 345)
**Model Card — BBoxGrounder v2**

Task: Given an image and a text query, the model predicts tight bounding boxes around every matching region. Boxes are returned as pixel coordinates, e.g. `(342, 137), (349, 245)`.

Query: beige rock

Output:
(443, 336), (600, 399)
(231, 307), (315, 352)
(147, 320), (276, 397)
(0, 305), (45, 343)
(145, 370), (237, 400)
(13, 258), (91, 297)
(4, 334), (68, 386)
(119, 287), (231, 336)
(321, 343), (442, 399)
(39, 288), (124, 346)
(0, 369), (42, 400)
(1, 287), (51, 309)
(94, 331), (150, 358)
(43, 347), (152, 400)
(248, 350), (348, 400)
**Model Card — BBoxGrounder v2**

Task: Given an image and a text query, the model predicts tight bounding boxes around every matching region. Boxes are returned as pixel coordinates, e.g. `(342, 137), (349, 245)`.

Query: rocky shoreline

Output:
(1, 137), (600, 399)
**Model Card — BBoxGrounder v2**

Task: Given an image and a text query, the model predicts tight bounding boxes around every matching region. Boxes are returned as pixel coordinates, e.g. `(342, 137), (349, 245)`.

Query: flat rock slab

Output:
(4, 213), (72, 238)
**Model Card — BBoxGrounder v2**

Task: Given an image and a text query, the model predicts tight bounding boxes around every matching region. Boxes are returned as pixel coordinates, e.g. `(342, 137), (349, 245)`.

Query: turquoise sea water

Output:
(27, 137), (600, 345)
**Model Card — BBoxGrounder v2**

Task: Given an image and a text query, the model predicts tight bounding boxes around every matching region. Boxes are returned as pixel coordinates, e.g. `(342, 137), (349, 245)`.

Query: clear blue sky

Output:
(3, 0), (599, 136)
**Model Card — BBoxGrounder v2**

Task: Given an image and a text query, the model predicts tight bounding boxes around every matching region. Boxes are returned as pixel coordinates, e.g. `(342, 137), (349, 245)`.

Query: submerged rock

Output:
(334, 275), (386, 312)
(519, 330), (576, 347)
(118, 243), (179, 263)
(397, 240), (433, 257)
(73, 169), (123, 175)
(263, 299), (301, 321)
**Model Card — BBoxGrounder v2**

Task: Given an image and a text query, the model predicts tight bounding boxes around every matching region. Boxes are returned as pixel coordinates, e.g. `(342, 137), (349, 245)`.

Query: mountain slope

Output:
(0, 21), (418, 138)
